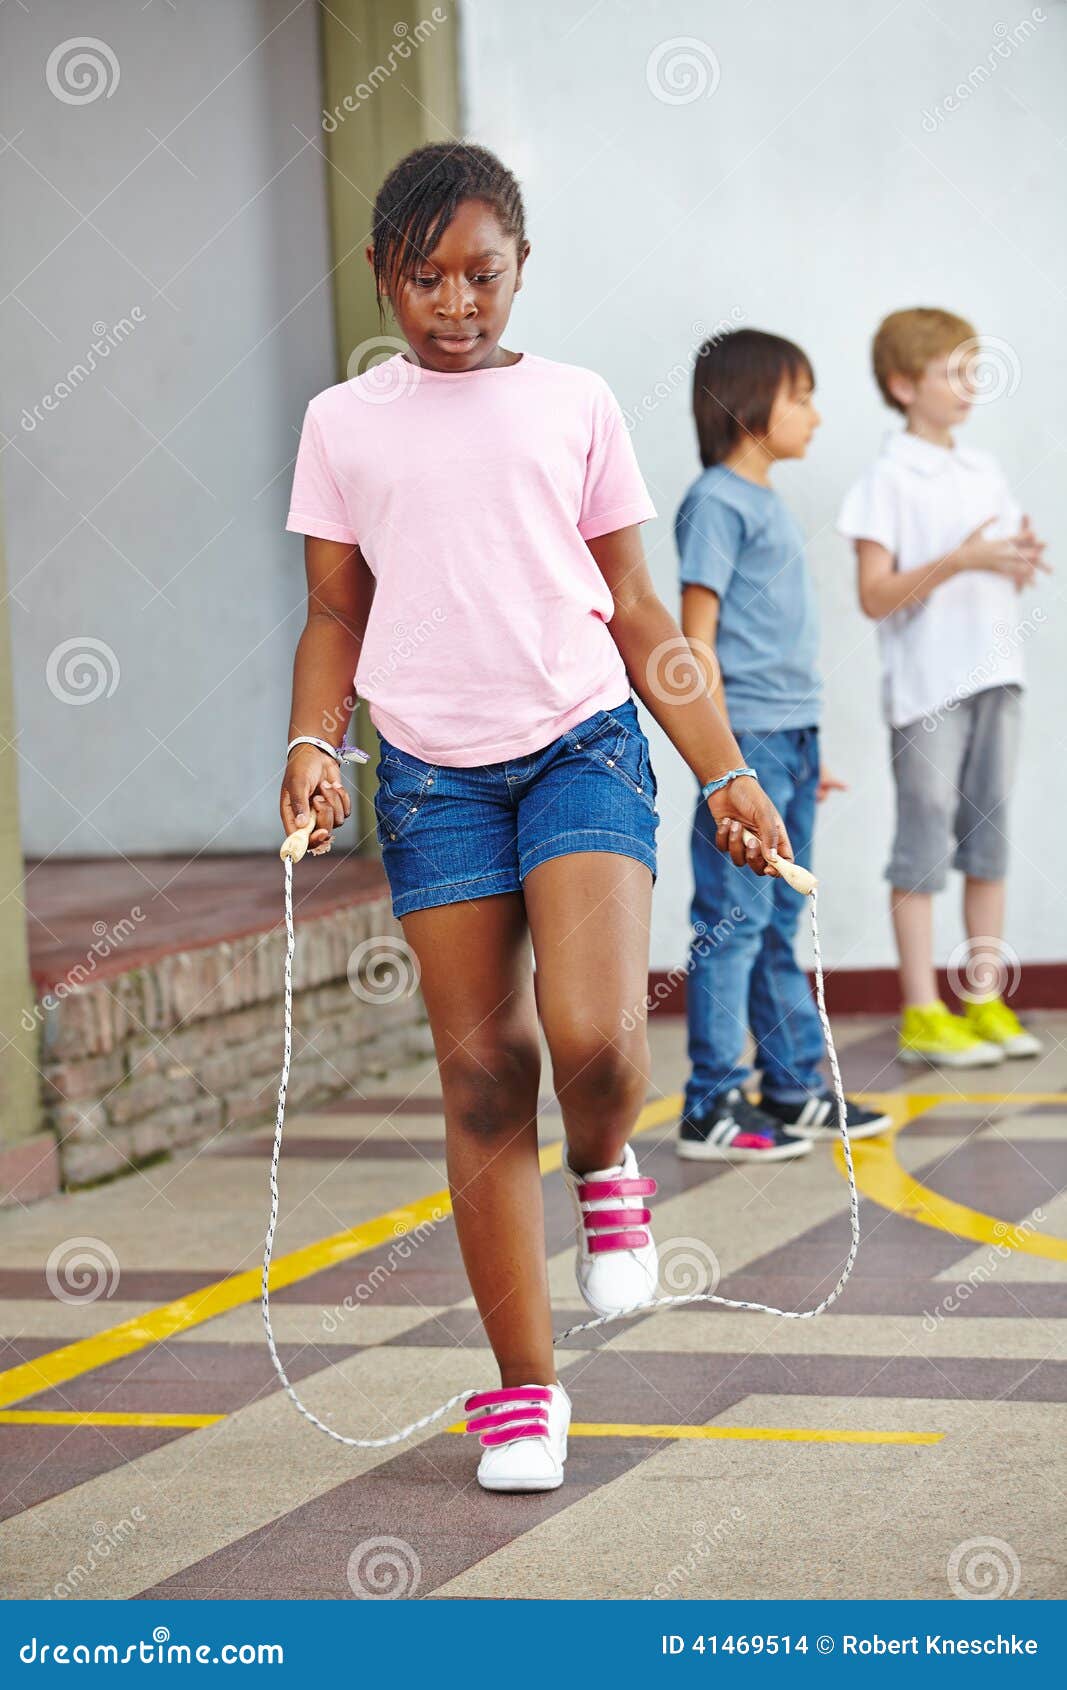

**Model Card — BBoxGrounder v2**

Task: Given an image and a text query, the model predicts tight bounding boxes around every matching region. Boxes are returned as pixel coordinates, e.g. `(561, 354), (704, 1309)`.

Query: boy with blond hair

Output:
(839, 307), (1049, 1066)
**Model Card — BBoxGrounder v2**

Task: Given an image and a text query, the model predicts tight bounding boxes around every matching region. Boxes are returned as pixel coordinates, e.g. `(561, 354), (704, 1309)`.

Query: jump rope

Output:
(262, 784), (858, 1450)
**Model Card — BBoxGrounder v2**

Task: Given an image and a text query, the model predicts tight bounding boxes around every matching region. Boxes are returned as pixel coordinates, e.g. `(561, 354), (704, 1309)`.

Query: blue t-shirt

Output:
(674, 465), (821, 730)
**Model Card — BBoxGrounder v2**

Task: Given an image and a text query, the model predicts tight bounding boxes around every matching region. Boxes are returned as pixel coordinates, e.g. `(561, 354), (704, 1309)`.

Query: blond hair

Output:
(872, 307), (977, 412)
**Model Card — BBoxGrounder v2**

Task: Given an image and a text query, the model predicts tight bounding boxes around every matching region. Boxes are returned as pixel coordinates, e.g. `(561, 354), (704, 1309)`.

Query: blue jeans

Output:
(684, 725), (826, 1114)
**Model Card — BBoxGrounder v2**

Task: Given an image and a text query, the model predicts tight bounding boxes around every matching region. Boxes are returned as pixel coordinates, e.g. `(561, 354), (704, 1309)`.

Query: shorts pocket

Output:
(571, 708), (656, 813)
(373, 754), (437, 843)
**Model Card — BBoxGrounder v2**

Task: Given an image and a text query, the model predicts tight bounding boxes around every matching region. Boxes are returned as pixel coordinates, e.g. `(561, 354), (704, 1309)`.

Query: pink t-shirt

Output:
(285, 351), (656, 765)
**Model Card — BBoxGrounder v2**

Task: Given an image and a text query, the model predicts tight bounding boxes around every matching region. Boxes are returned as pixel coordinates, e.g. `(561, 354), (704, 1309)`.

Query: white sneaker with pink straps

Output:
(561, 1139), (659, 1317)
(464, 1383), (571, 1492)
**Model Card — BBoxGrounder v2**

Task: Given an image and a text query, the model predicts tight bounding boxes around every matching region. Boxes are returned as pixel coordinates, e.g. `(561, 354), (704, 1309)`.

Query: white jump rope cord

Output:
(261, 859), (858, 1449)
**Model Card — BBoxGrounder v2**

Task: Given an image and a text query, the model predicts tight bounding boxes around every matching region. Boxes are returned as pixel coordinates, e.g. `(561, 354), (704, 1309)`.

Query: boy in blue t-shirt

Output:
(675, 328), (887, 1161)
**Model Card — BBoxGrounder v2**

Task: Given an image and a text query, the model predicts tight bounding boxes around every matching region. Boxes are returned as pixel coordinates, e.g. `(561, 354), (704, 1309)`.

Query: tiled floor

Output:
(1, 1014), (1064, 1601)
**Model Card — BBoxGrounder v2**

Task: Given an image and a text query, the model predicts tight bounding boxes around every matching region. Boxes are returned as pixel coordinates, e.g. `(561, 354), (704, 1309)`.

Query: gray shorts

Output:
(887, 684), (1022, 892)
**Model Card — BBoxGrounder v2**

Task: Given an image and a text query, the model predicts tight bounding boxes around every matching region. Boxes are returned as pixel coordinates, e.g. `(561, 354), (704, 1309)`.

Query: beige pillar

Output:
(318, 1), (461, 843)
(0, 483), (45, 1158)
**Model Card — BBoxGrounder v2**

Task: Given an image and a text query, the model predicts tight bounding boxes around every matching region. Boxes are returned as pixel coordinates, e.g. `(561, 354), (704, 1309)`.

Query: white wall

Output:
(460, 0), (1066, 971)
(3, 0), (1062, 976)
(1, 0), (335, 858)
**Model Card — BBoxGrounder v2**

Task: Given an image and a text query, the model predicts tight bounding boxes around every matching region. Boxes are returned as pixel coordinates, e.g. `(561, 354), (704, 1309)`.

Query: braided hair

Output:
(370, 141), (526, 318)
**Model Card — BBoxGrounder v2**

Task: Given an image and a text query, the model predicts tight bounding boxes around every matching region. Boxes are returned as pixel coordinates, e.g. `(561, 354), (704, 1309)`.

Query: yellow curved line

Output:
(835, 1093), (1067, 1261)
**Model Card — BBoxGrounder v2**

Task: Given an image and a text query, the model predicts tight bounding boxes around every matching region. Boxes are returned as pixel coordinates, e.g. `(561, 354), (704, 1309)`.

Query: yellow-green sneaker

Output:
(898, 1002), (1003, 1069)
(961, 996), (1043, 1058)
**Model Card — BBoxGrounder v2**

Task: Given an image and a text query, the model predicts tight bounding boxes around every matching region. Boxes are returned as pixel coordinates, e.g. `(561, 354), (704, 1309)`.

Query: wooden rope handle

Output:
(280, 802), (333, 863)
(740, 828), (817, 895)
(279, 818), (317, 863)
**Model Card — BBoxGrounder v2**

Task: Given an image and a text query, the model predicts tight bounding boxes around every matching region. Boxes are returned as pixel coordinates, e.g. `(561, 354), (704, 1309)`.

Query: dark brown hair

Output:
(692, 328), (814, 467)
(371, 141), (526, 319)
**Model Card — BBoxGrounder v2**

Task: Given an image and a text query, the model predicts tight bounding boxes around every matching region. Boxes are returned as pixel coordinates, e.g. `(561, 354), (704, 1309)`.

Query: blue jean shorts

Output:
(372, 695), (659, 918)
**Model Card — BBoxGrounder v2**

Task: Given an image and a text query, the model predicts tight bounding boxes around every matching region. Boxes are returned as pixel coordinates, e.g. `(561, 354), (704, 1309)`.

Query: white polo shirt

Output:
(838, 430), (1027, 728)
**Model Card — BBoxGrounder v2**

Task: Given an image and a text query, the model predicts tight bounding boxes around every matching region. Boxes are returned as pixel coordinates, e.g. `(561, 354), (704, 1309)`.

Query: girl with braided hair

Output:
(281, 141), (791, 1491)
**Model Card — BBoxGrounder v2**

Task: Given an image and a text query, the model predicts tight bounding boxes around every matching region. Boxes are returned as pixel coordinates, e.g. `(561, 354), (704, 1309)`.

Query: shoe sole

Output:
(898, 1046), (1003, 1069)
(1000, 1039), (1044, 1058)
(676, 1137), (813, 1162)
(782, 1116), (891, 1141)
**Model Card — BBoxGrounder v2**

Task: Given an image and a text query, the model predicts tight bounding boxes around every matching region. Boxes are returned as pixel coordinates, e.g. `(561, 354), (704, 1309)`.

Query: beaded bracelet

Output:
(699, 765), (759, 803)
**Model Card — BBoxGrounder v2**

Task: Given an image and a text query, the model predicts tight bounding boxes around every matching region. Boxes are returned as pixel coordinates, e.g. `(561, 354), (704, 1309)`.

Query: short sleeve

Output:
(676, 489), (744, 598)
(285, 404), (360, 544)
(578, 380), (657, 540)
(837, 467), (899, 553)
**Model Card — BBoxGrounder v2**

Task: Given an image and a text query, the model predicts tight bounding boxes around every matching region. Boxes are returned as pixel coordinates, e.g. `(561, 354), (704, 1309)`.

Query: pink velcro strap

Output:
(577, 1176), (656, 1201)
(478, 1420), (550, 1447)
(583, 1206), (652, 1229)
(465, 1386), (552, 1413)
(587, 1228), (649, 1253)
(466, 1406), (550, 1434)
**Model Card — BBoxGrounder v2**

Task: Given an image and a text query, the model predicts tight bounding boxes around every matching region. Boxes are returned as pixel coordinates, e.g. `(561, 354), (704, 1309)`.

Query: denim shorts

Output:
(373, 694), (659, 918)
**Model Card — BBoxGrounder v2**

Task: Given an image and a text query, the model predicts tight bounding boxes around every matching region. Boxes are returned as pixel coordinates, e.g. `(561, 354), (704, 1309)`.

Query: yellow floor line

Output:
(837, 1093), (1067, 1260)
(0, 1409), (224, 1428)
(3, 1087), (1060, 1413)
(0, 1095), (680, 1412)
(446, 1421), (944, 1446)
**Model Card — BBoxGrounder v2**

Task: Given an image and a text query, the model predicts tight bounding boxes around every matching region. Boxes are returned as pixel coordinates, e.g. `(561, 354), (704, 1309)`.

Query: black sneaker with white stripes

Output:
(759, 1091), (891, 1142)
(677, 1087), (814, 1163)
